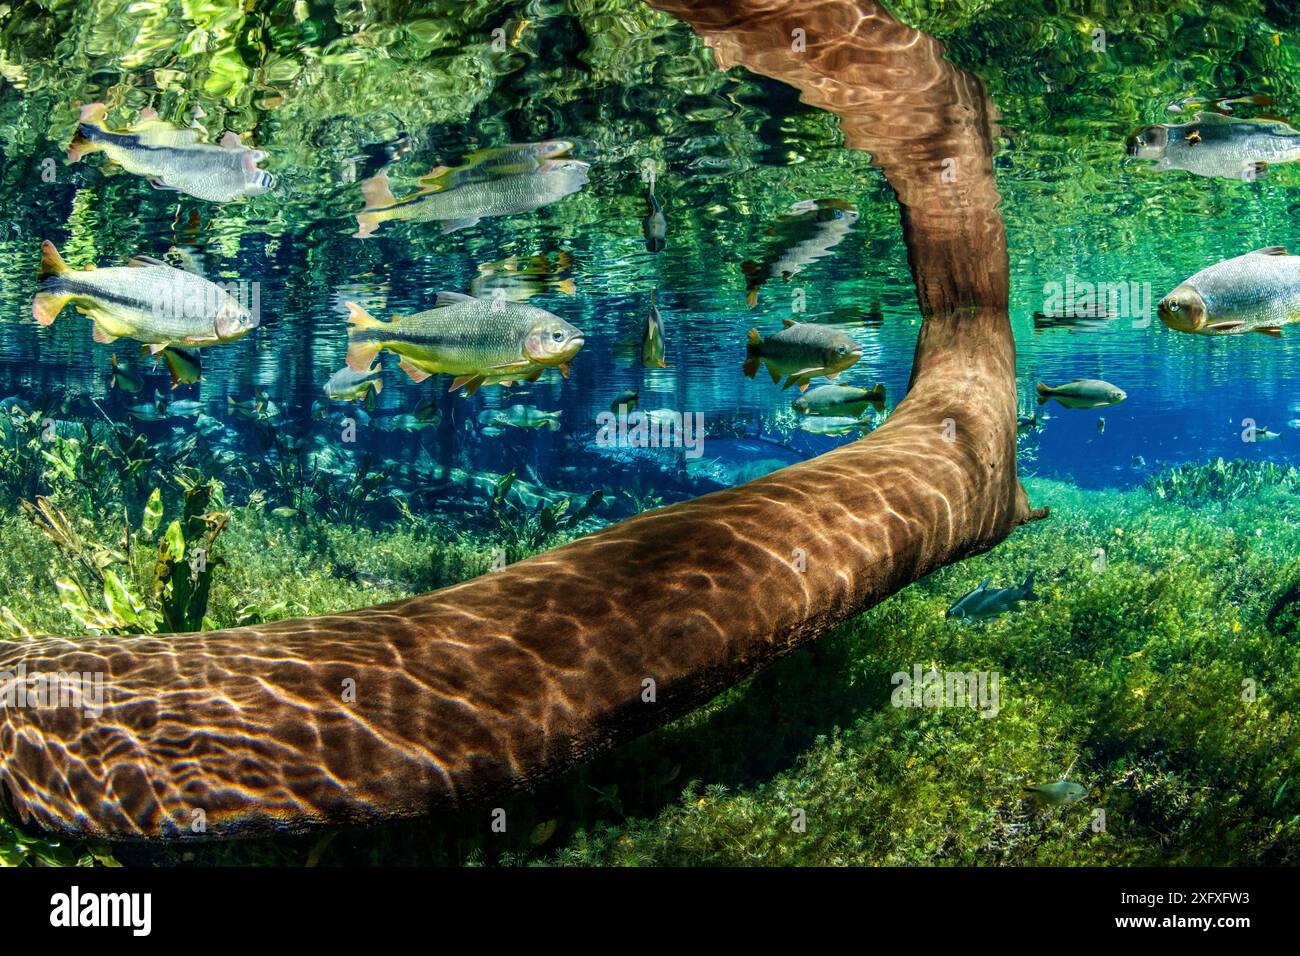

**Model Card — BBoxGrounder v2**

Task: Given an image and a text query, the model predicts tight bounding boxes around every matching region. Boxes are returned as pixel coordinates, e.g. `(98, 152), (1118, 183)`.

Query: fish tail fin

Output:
(38, 240), (70, 279)
(68, 103), (108, 162)
(360, 171), (397, 211)
(353, 172), (397, 237)
(344, 302), (385, 371)
(743, 329), (763, 377)
(553, 251), (574, 272)
(746, 288), (759, 308)
(867, 383), (887, 409)
(555, 278), (577, 294)
(67, 131), (98, 163)
(1021, 572), (1039, 601)
(32, 290), (72, 326)
(1035, 382), (1051, 405)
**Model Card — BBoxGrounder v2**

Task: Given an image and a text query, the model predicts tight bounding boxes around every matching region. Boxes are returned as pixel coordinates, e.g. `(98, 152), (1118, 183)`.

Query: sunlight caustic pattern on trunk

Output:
(0, 0), (1045, 839)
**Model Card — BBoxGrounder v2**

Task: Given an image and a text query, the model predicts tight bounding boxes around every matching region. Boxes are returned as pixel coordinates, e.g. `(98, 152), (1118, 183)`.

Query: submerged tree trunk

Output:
(0, 0), (1045, 839)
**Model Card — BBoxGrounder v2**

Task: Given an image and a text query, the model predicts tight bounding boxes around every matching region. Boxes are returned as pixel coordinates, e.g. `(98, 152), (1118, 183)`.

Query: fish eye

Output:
(551, 329), (566, 342)
(1167, 300), (1180, 312)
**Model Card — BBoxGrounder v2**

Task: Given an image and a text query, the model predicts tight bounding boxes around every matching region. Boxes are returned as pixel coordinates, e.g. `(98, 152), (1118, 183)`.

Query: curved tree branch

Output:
(0, 0), (1045, 839)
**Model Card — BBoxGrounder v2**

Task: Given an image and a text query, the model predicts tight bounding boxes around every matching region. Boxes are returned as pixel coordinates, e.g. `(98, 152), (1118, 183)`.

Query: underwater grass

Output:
(1, 461), (1298, 866)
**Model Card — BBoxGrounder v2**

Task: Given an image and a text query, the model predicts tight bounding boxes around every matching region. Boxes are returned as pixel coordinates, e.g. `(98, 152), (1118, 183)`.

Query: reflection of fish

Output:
(354, 160), (589, 237)
(609, 389), (639, 412)
(109, 355), (144, 393)
(67, 103), (273, 202)
(1159, 247), (1300, 337)
(644, 183), (666, 253)
(344, 293), (584, 395)
(478, 405), (562, 431)
(642, 290), (669, 368)
(325, 365), (383, 404)
(743, 319), (862, 391)
(1022, 781), (1086, 806)
(469, 252), (575, 302)
(741, 199), (858, 307)
(799, 416), (870, 436)
(1032, 304), (1118, 332)
(423, 141), (575, 188)
(1035, 379), (1126, 409)
(792, 383), (885, 417)
(158, 346), (201, 388)
(32, 241), (256, 350)
(1128, 112), (1300, 180)
(947, 574), (1039, 621)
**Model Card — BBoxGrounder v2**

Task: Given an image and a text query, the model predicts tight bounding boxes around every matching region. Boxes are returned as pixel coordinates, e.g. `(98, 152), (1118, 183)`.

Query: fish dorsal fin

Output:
(781, 318), (798, 328)
(127, 255), (170, 268)
(1250, 245), (1288, 256)
(978, 578), (992, 591)
(434, 291), (477, 307)
(219, 131), (244, 150)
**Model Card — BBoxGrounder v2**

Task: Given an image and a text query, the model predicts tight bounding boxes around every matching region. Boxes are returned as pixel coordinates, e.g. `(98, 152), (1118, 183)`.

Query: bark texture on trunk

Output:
(0, 0), (1045, 839)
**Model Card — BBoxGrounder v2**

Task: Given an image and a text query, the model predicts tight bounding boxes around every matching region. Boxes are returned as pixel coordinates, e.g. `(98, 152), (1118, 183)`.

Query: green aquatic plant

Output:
(13, 476), (228, 635)
(487, 470), (604, 552)
(1148, 456), (1300, 503)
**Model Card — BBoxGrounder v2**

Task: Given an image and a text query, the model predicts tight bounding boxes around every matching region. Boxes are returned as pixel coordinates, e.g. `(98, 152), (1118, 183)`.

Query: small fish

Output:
(1017, 412), (1041, 432)
(109, 355), (144, 393)
(67, 103), (273, 202)
(741, 199), (858, 307)
(379, 413), (438, 432)
(421, 141), (576, 188)
(157, 346), (202, 388)
(354, 158), (589, 237)
(644, 181), (666, 253)
(166, 399), (203, 418)
(479, 404), (562, 431)
(126, 396), (170, 422)
(743, 319), (862, 392)
(1128, 112), (1300, 180)
(1255, 426), (1282, 442)
(469, 252), (576, 302)
(228, 390), (279, 420)
(799, 416), (871, 436)
(411, 397), (441, 422)
(642, 290), (669, 368)
(344, 293), (584, 395)
(1035, 379), (1126, 409)
(609, 388), (639, 413)
(1096, 417), (1106, 434)
(1022, 781), (1087, 806)
(325, 364), (383, 404)
(946, 574), (1039, 622)
(33, 241), (256, 350)
(1032, 304), (1118, 332)
(1159, 246), (1300, 337)
(791, 383), (885, 417)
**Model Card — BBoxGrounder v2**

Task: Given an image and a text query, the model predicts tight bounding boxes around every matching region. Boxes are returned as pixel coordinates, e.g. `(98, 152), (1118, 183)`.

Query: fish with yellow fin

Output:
(32, 241), (257, 351)
(743, 319), (862, 391)
(67, 103), (273, 202)
(353, 147), (589, 238)
(344, 293), (584, 394)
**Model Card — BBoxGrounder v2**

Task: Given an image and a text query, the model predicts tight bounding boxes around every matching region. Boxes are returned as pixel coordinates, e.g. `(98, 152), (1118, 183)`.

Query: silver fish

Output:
(1128, 112), (1300, 180)
(946, 574), (1039, 621)
(68, 103), (273, 202)
(1035, 379), (1126, 409)
(1159, 246), (1300, 337)
(354, 159), (590, 237)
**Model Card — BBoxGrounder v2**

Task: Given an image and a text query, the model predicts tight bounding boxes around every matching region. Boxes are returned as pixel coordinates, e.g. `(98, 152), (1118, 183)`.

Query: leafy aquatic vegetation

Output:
(4, 451), (1295, 866)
